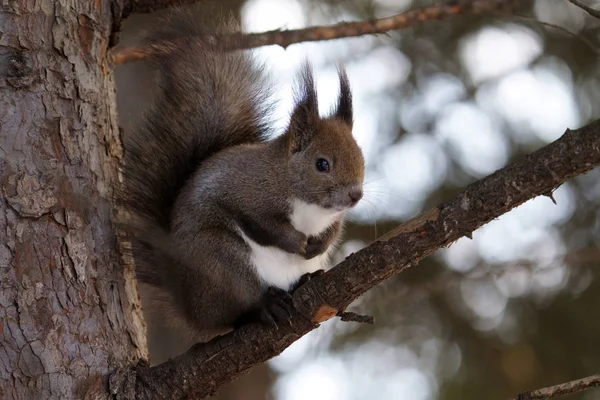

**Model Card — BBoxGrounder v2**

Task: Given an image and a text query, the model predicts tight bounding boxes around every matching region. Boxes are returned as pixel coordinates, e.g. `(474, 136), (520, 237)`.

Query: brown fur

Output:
(120, 8), (364, 363)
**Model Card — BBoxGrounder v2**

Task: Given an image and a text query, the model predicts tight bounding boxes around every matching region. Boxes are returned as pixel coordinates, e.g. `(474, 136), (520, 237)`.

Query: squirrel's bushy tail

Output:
(120, 9), (272, 283)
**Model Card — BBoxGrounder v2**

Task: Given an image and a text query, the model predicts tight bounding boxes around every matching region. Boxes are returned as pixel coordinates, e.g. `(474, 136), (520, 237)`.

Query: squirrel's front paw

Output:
(304, 236), (328, 260)
(279, 230), (308, 256)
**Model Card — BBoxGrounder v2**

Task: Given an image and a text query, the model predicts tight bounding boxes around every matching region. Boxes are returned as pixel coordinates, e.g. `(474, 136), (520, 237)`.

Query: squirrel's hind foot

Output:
(233, 287), (294, 329)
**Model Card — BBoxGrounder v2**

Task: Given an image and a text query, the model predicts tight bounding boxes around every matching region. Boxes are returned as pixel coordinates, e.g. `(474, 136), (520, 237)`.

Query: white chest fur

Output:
(240, 199), (343, 290)
(289, 199), (342, 236)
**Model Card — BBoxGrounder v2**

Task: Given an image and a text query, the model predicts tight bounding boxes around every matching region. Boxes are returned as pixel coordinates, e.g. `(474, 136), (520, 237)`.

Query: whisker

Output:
(360, 196), (385, 209)
(362, 190), (390, 196)
(362, 191), (388, 202)
(363, 195), (392, 210)
(355, 198), (379, 241)
(363, 190), (413, 202)
(302, 189), (330, 194)
(363, 175), (387, 186)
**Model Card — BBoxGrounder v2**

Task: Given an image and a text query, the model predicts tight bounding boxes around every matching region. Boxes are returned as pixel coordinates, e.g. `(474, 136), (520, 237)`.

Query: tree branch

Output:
(109, 120), (600, 399)
(567, 0), (600, 19)
(512, 374), (600, 399)
(109, 0), (517, 65)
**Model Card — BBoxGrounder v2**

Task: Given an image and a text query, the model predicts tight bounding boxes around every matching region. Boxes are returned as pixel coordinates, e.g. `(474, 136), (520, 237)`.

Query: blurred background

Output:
(114, 0), (600, 399)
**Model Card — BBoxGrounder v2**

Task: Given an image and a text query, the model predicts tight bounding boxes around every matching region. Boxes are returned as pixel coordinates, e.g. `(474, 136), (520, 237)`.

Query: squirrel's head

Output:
(285, 64), (365, 212)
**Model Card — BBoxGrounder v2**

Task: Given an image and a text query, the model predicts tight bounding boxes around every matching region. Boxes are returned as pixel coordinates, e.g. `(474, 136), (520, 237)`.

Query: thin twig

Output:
(568, 0), (600, 19)
(511, 374), (600, 399)
(109, 0), (517, 65)
(513, 14), (600, 56)
(337, 311), (375, 324)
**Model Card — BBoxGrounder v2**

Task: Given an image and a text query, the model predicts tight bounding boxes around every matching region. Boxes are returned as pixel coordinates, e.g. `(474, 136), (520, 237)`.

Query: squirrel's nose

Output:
(348, 186), (363, 205)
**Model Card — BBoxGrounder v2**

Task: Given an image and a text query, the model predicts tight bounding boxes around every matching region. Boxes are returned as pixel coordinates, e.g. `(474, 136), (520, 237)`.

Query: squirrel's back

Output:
(122, 12), (272, 232)
(121, 12), (272, 288)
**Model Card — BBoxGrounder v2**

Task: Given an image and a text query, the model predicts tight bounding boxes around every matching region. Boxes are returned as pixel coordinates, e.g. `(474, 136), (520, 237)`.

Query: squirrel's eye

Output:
(315, 158), (330, 173)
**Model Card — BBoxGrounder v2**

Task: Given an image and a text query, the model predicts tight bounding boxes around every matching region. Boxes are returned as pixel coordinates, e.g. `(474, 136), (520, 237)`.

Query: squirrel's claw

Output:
(292, 269), (325, 292)
(233, 287), (294, 329)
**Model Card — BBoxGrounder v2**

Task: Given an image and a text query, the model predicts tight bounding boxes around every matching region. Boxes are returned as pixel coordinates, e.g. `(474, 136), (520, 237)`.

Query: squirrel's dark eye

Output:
(315, 158), (330, 173)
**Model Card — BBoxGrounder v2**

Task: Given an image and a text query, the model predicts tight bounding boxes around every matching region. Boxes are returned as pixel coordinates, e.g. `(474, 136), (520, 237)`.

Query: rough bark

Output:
(109, 121), (600, 399)
(0, 1), (147, 399)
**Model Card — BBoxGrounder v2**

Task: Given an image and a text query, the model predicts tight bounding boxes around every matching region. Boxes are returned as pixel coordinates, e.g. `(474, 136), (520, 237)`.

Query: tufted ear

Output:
(288, 63), (319, 154)
(334, 65), (353, 126)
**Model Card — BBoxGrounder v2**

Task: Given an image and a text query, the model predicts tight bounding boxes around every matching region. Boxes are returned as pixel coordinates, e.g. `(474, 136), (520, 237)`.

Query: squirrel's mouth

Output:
(332, 200), (359, 212)
(331, 185), (363, 211)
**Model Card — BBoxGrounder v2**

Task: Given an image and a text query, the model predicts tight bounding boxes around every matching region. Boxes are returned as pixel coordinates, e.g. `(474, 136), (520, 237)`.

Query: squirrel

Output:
(120, 9), (365, 360)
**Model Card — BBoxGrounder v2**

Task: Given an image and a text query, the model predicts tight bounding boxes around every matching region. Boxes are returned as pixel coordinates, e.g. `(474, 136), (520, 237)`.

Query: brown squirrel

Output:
(120, 10), (364, 362)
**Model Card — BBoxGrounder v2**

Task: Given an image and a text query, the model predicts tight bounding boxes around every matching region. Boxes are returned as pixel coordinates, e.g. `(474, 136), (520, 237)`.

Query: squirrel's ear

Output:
(288, 63), (319, 154)
(334, 65), (353, 126)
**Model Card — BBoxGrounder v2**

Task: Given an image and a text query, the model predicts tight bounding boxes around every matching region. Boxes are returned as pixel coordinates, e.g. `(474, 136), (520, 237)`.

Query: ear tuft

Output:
(288, 62), (319, 153)
(334, 65), (353, 126)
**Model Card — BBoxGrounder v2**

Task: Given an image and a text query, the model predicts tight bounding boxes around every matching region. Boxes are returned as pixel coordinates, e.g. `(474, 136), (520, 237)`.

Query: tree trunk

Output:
(0, 1), (147, 398)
